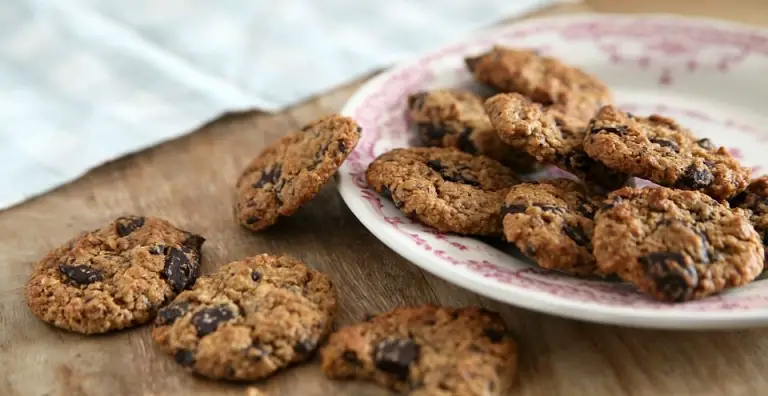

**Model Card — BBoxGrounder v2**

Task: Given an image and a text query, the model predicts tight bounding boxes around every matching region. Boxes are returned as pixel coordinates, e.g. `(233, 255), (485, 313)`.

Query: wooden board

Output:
(3, 1), (768, 395)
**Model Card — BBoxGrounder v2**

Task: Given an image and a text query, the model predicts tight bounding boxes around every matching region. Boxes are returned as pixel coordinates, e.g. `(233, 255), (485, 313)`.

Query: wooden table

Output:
(3, 1), (768, 395)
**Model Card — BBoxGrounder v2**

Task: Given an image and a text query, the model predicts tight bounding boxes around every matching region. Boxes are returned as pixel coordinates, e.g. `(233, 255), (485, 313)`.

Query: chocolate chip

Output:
(156, 302), (190, 326)
(640, 252), (698, 302)
(251, 271), (261, 282)
(246, 216), (260, 225)
(373, 339), (419, 381)
(338, 141), (348, 153)
(343, 351), (362, 365)
(483, 328), (505, 343)
(116, 216), (145, 237)
(650, 138), (680, 152)
(675, 165), (714, 189)
(253, 165), (282, 189)
(294, 339), (317, 355)
(149, 245), (167, 255)
(408, 92), (428, 110)
(500, 204), (527, 217)
(356, 126), (363, 134)
(536, 204), (564, 213)
(729, 191), (748, 208)
(426, 160), (480, 187)
(174, 349), (195, 366)
(163, 247), (198, 293)
(563, 224), (588, 246)
(591, 125), (628, 135)
(457, 127), (477, 155)
(191, 305), (235, 337)
(464, 56), (481, 72)
(183, 234), (205, 251)
(418, 123), (447, 146)
(696, 138), (716, 151)
(59, 264), (103, 285)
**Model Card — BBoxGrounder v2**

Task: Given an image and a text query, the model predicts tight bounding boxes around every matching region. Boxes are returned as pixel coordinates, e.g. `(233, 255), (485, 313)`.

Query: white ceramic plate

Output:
(337, 14), (768, 329)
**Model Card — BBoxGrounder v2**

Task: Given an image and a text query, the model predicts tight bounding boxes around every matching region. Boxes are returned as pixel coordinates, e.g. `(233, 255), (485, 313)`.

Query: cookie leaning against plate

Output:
(730, 176), (768, 261)
(465, 45), (613, 122)
(235, 115), (361, 231)
(366, 147), (520, 236)
(406, 88), (540, 173)
(152, 254), (336, 380)
(25, 216), (205, 334)
(593, 187), (763, 302)
(321, 305), (517, 396)
(485, 93), (629, 191)
(502, 179), (605, 276)
(583, 105), (750, 200)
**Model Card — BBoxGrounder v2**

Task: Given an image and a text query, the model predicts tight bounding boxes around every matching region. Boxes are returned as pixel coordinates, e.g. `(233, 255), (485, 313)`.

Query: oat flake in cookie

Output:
(152, 254), (336, 380)
(503, 179), (605, 276)
(465, 45), (613, 122)
(485, 93), (629, 191)
(593, 187), (763, 302)
(366, 147), (519, 236)
(235, 115), (361, 231)
(321, 305), (517, 396)
(25, 216), (205, 334)
(406, 88), (539, 173)
(583, 105), (750, 200)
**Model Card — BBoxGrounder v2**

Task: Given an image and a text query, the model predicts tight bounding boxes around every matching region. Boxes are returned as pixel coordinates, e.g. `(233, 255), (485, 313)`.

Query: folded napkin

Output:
(0, 0), (569, 210)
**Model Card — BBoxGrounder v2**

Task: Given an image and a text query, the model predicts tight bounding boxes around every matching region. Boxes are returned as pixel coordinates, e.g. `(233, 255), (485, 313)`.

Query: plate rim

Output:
(337, 12), (768, 329)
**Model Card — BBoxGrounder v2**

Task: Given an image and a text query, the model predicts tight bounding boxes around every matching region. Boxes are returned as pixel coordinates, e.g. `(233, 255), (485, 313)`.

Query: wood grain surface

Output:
(3, 1), (768, 395)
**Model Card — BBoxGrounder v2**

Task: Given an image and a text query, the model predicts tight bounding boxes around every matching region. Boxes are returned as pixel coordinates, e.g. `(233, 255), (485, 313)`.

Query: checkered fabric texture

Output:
(0, 0), (564, 210)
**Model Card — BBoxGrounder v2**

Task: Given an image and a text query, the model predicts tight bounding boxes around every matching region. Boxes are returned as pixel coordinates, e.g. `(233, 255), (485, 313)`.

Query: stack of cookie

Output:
(369, 45), (764, 304)
(25, 115), (519, 395)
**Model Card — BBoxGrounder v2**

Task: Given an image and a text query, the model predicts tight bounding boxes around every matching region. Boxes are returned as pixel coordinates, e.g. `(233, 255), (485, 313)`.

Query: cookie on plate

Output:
(235, 115), (361, 231)
(152, 254), (336, 380)
(366, 147), (520, 236)
(25, 216), (205, 334)
(485, 93), (629, 190)
(583, 106), (750, 200)
(502, 179), (604, 276)
(465, 45), (613, 122)
(406, 89), (539, 173)
(593, 187), (763, 302)
(730, 176), (768, 261)
(321, 305), (517, 396)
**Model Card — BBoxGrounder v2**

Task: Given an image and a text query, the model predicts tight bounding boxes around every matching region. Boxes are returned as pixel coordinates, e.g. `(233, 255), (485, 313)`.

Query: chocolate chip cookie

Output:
(366, 147), (520, 235)
(502, 179), (604, 276)
(593, 187), (763, 302)
(25, 216), (205, 334)
(321, 305), (517, 396)
(485, 93), (629, 190)
(406, 89), (539, 173)
(583, 106), (750, 200)
(730, 176), (768, 262)
(235, 115), (361, 231)
(465, 46), (613, 122)
(152, 254), (336, 380)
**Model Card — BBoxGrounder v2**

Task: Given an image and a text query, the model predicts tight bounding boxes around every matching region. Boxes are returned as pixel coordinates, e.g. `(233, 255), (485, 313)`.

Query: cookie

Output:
(365, 147), (520, 235)
(465, 46), (612, 122)
(25, 216), (205, 334)
(152, 254), (336, 380)
(583, 106), (750, 200)
(406, 89), (539, 173)
(593, 187), (763, 302)
(729, 176), (768, 261)
(502, 179), (604, 276)
(235, 115), (361, 231)
(485, 93), (629, 190)
(321, 305), (517, 396)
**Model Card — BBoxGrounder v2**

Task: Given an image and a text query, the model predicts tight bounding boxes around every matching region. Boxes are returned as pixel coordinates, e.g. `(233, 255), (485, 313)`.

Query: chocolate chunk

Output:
(174, 349), (195, 366)
(563, 224), (588, 246)
(246, 216), (260, 225)
(116, 216), (145, 237)
(418, 123), (447, 146)
(251, 271), (262, 282)
(500, 204), (527, 217)
(640, 252), (698, 302)
(59, 264), (103, 285)
(565, 152), (628, 191)
(191, 305), (235, 337)
(408, 92), (428, 110)
(591, 125), (628, 135)
(426, 160), (480, 187)
(457, 128), (477, 155)
(163, 247), (198, 293)
(149, 245), (166, 255)
(464, 56), (481, 72)
(293, 339), (317, 355)
(696, 138), (717, 151)
(156, 302), (190, 326)
(483, 328), (505, 343)
(356, 126), (363, 134)
(183, 234), (206, 251)
(649, 138), (680, 152)
(675, 165), (714, 189)
(342, 351), (362, 365)
(729, 191), (748, 208)
(379, 185), (403, 208)
(253, 165), (282, 189)
(338, 140), (348, 153)
(373, 339), (419, 381)
(536, 204), (564, 213)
